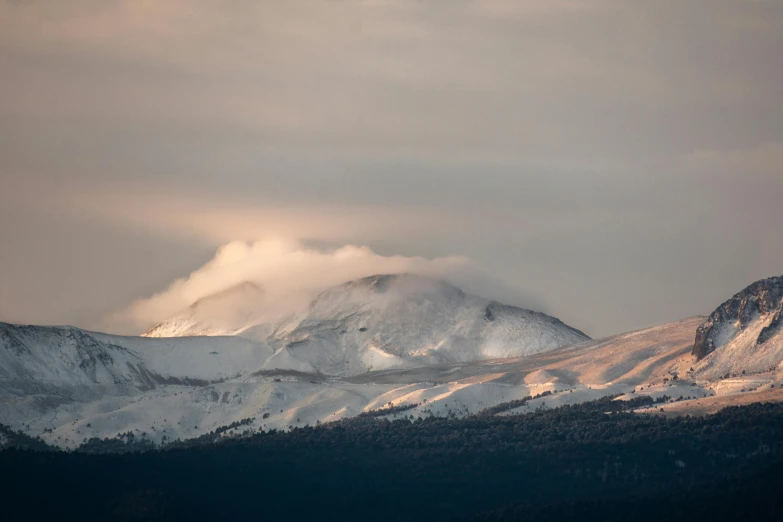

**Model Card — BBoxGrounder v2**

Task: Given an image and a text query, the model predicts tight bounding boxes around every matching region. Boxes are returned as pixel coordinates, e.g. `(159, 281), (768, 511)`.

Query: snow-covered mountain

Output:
(0, 274), (590, 438)
(144, 281), (267, 338)
(5, 273), (783, 450)
(144, 274), (590, 375)
(692, 275), (783, 380)
(0, 317), (693, 449)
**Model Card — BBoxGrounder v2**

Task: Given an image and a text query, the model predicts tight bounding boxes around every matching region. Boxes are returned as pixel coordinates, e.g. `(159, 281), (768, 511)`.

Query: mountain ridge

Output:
(140, 273), (591, 375)
(3, 274), (783, 449)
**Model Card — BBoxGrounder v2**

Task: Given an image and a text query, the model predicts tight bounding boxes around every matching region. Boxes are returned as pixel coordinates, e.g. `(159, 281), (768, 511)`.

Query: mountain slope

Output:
(0, 324), (150, 394)
(0, 323), (274, 394)
(692, 275), (783, 380)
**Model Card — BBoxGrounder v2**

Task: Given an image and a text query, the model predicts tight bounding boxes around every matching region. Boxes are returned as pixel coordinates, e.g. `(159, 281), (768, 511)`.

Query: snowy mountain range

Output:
(1, 273), (782, 449)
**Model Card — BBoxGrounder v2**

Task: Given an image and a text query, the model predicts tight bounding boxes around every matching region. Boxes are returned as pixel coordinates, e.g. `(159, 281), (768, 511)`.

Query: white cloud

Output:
(107, 238), (474, 333)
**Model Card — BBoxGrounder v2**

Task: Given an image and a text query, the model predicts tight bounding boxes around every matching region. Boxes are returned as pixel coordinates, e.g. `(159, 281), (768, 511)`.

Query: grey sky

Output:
(1, 0), (782, 337)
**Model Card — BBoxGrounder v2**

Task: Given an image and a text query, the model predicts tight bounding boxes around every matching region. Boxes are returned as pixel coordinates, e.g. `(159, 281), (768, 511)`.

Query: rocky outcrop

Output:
(758, 307), (782, 345)
(693, 275), (783, 359)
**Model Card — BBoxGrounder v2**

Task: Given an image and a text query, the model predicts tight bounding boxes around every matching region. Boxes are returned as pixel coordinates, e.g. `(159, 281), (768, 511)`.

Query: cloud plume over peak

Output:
(106, 238), (475, 334)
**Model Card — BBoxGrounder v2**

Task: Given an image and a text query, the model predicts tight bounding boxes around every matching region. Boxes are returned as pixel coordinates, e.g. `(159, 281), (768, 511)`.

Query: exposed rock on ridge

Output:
(693, 275), (783, 359)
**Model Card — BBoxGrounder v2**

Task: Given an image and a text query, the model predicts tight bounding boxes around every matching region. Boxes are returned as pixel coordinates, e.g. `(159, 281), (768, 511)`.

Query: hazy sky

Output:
(1, 0), (782, 337)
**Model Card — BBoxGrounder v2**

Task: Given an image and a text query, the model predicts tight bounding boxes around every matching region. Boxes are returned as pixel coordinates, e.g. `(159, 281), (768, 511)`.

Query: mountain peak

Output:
(143, 281), (265, 338)
(187, 281), (263, 310)
(693, 275), (783, 360)
(140, 272), (589, 375)
(314, 273), (465, 302)
(268, 273), (590, 375)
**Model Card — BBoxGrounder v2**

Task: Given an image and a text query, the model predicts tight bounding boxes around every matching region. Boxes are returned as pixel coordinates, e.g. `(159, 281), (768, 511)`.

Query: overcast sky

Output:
(1, 0), (782, 337)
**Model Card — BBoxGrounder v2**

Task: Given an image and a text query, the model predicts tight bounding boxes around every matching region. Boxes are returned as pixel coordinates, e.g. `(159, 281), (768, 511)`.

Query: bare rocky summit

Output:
(693, 275), (783, 360)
